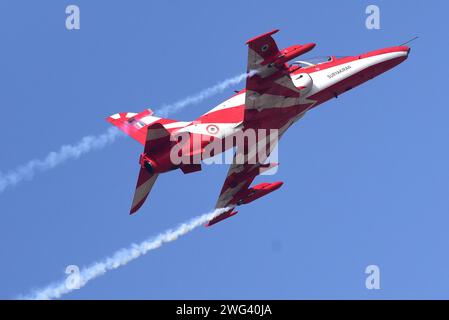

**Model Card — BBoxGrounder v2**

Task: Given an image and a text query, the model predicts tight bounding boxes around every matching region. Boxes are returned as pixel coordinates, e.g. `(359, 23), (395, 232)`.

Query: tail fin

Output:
(107, 108), (185, 145)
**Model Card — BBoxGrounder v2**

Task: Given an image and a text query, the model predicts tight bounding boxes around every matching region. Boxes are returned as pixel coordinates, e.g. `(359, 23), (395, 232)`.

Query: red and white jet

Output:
(107, 29), (410, 226)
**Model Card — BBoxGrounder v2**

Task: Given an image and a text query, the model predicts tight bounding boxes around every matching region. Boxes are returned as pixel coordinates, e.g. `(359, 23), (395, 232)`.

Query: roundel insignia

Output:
(261, 44), (269, 52)
(206, 124), (219, 135)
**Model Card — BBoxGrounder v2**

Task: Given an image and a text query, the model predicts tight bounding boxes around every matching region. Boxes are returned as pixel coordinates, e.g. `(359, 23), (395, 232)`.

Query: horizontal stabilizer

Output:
(180, 163), (202, 174)
(130, 123), (167, 214)
(130, 168), (158, 215)
(145, 122), (171, 154)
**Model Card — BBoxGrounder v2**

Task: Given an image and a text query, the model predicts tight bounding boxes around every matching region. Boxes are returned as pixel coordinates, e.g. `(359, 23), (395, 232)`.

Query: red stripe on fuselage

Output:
(197, 106), (244, 123)
(307, 55), (408, 108)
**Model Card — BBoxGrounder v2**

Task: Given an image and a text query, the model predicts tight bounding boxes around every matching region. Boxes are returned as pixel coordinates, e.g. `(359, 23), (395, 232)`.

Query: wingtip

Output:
(204, 209), (238, 227)
(246, 29), (280, 44)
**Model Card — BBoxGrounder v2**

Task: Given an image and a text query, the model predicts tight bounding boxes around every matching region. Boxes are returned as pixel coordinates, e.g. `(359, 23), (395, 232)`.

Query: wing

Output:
(209, 30), (315, 226)
(208, 130), (284, 227)
(216, 129), (282, 208)
(245, 29), (315, 127)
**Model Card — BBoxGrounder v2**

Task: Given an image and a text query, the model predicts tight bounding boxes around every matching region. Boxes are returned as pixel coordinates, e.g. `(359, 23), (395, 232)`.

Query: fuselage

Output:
(107, 39), (411, 216)
(109, 45), (409, 174)
(173, 45), (410, 161)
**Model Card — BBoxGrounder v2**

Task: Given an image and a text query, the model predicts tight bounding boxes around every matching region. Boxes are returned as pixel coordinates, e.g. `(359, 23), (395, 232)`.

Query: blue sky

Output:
(0, 0), (448, 299)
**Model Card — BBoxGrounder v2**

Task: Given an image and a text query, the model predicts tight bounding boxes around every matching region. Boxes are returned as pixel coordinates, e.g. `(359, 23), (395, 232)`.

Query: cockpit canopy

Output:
(292, 56), (337, 68)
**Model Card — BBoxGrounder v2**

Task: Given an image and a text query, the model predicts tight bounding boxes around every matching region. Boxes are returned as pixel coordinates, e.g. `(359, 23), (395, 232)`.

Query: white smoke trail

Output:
(156, 70), (256, 117)
(0, 127), (123, 194)
(0, 72), (252, 194)
(22, 207), (231, 300)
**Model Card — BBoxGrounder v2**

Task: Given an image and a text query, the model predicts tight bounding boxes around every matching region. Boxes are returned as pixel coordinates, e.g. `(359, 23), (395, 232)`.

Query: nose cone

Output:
(391, 45), (410, 59)
(361, 45), (410, 60)
(393, 45), (410, 55)
(358, 45), (410, 77)
(404, 46), (411, 56)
